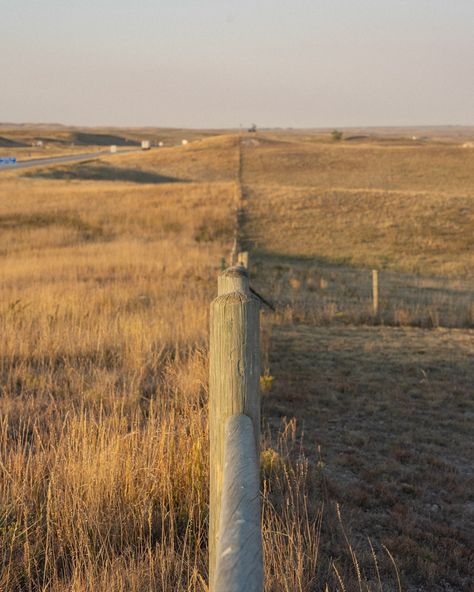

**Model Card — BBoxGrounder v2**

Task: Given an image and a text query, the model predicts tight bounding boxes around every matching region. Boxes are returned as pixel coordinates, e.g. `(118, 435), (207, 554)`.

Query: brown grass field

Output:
(0, 127), (473, 591)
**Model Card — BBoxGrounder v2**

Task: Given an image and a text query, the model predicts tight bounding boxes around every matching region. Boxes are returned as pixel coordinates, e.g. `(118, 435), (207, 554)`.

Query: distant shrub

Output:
(331, 129), (343, 141)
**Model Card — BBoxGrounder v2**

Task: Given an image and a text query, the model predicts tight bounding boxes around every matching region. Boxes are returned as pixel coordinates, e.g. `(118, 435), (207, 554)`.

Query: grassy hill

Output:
(0, 123), (231, 159)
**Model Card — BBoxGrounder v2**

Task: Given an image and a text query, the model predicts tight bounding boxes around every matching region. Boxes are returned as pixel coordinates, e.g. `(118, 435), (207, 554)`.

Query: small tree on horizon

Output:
(331, 129), (343, 141)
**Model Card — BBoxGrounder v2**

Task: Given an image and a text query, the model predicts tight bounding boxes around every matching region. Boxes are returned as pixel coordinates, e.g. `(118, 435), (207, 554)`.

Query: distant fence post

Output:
(230, 236), (240, 266)
(372, 269), (379, 316)
(209, 266), (261, 589)
(237, 251), (249, 270)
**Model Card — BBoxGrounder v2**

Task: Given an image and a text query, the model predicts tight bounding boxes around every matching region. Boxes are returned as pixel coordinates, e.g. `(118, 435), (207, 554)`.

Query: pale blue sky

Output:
(1, 1), (473, 127)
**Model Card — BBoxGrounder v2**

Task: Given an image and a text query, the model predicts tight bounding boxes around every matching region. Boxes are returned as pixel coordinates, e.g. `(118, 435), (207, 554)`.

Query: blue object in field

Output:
(0, 157), (17, 165)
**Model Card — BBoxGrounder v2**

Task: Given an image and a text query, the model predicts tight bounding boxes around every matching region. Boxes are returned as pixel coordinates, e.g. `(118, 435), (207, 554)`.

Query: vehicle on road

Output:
(0, 157), (16, 166)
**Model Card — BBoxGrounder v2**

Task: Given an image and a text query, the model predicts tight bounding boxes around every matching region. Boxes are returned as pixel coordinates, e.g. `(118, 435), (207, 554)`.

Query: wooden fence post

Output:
(209, 267), (260, 588)
(214, 414), (263, 591)
(217, 265), (250, 296)
(372, 269), (379, 316)
(230, 236), (240, 266)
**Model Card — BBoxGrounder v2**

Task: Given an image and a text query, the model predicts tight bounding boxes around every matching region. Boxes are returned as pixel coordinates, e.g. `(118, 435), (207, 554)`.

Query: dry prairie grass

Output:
(0, 174), (232, 590)
(1, 148), (352, 591)
(250, 254), (473, 329)
(2, 129), (472, 591)
(241, 136), (474, 193)
(104, 134), (241, 183)
(241, 134), (473, 329)
(242, 184), (474, 277)
(5, 134), (241, 185)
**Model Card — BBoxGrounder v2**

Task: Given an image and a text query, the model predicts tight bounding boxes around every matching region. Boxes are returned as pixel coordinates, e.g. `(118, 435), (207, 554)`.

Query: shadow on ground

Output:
(262, 322), (474, 591)
(71, 132), (140, 146)
(24, 163), (187, 184)
(248, 249), (474, 328)
(0, 136), (30, 148)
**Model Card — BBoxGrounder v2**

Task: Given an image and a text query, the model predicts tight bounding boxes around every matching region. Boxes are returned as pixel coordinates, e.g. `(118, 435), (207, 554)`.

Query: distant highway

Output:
(0, 149), (141, 172)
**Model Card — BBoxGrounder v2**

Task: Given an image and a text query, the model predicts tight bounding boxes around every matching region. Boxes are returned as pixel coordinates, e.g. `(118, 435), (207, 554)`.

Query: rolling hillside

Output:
(0, 128), (473, 591)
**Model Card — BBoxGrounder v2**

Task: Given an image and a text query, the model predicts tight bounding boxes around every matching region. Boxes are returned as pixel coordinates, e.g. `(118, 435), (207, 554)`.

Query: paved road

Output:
(0, 149), (141, 172)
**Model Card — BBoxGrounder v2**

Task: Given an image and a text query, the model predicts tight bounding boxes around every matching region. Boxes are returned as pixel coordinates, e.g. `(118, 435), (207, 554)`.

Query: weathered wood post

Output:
(372, 269), (379, 316)
(209, 266), (261, 589)
(230, 236), (239, 266)
(237, 251), (249, 270)
(217, 265), (250, 296)
(214, 414), (263, 591)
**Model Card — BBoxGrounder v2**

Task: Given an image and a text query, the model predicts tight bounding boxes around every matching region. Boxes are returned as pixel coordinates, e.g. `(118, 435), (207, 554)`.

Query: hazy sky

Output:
(1, 1), (473, 127)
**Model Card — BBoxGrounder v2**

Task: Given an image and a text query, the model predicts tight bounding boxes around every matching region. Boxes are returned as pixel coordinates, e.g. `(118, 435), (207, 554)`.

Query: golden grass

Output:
(243, 184), (474, 277)
(0, 173), (231, 590)
(241, 134), (473, 329)
(105, 134), (241, 183)
(241, 136), (474, 193)
(1, 148), (347, 590)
